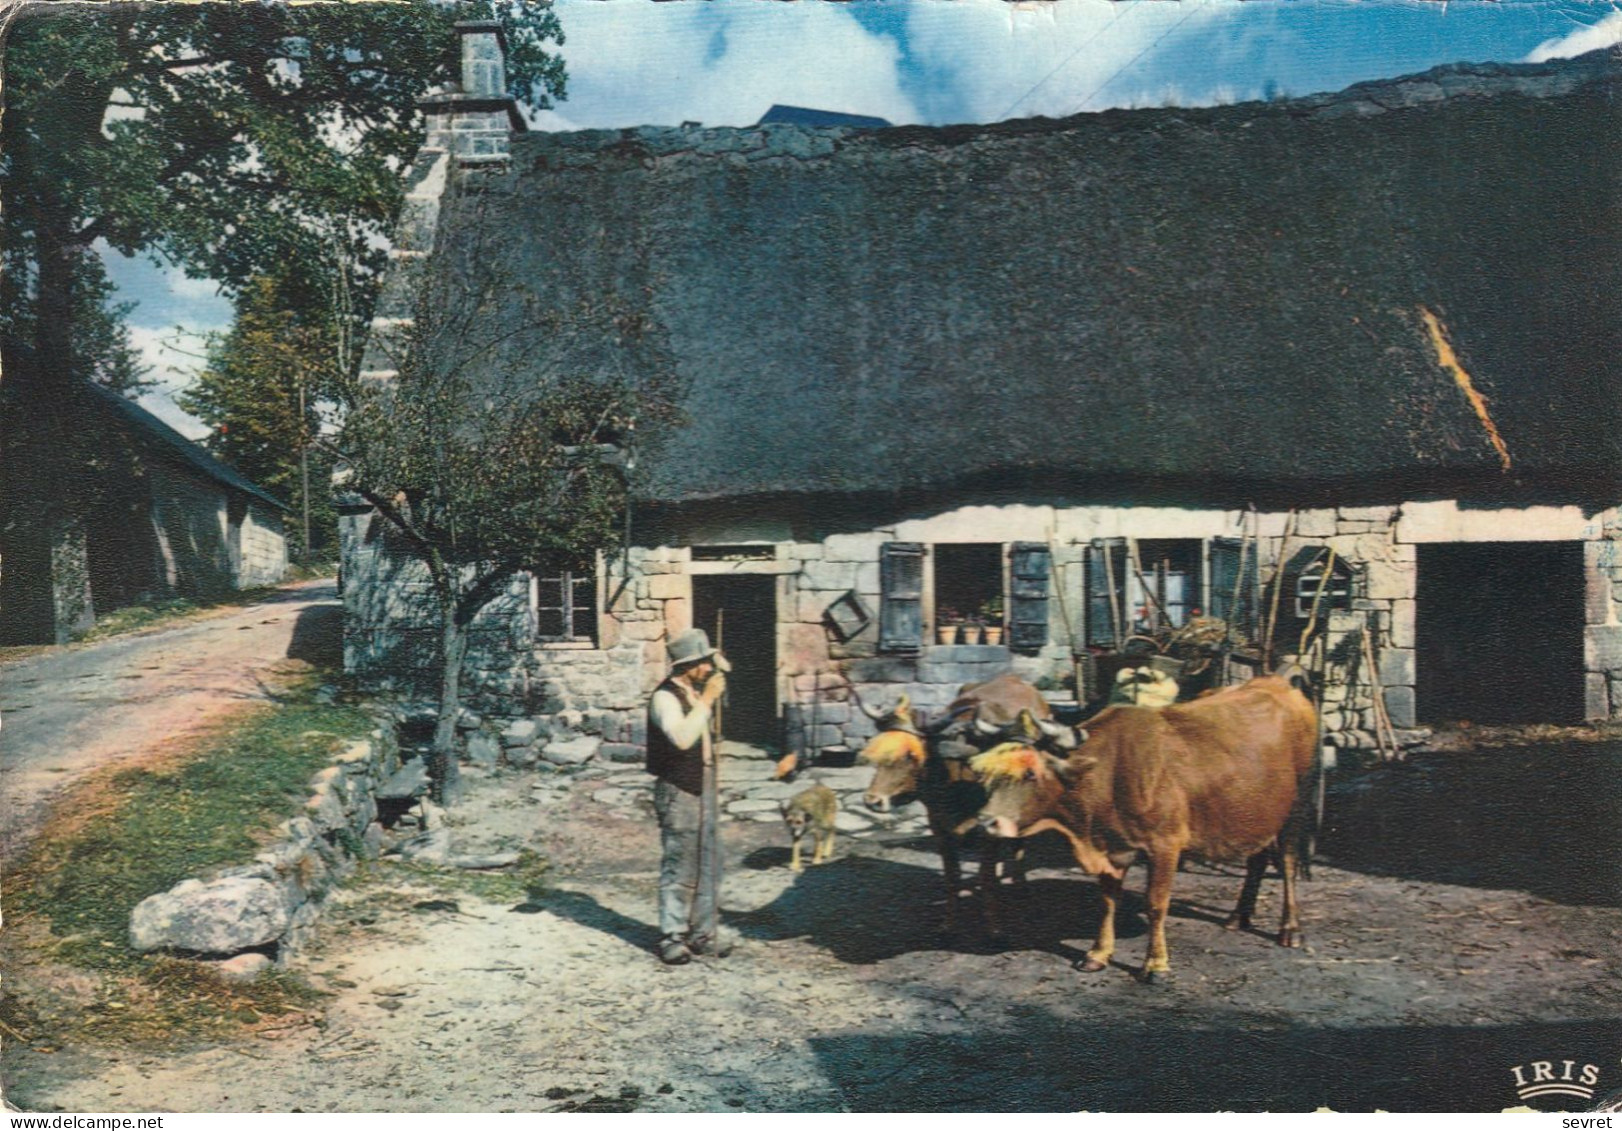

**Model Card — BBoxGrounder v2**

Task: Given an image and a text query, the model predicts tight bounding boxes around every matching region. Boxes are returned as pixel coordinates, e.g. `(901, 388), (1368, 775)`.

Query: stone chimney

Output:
(418, 21), (527, 166)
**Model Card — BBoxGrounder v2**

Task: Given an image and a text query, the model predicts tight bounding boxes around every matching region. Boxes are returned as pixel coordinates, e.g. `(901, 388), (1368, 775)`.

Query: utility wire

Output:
(995, 0), (1140, 122)
(1064, 0), (1204, 117)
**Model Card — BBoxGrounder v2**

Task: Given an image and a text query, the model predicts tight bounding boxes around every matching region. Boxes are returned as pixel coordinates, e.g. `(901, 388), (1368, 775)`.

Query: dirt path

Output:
(0, 582), (340, 860)
(7, 738), (1622, 1113)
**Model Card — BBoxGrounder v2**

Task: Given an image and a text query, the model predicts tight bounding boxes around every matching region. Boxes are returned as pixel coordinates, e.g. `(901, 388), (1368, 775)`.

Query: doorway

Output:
(1415, 542), (1585, 725)
(690, 575), (780, 749)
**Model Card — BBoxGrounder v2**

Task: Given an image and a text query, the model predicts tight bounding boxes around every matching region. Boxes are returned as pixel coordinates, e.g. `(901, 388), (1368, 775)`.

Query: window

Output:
(932, 543), (1003, 629)
(532, 566), (597, 644)
(1129, 539), (1203, 631)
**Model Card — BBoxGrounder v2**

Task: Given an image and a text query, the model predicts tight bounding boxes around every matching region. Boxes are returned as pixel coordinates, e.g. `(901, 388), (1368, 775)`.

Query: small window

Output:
(933, 543), (1003, 629)
(532, 566), (597, 644)
(1294, 552), (1353, 618)
(1128, 539), (1203, 632)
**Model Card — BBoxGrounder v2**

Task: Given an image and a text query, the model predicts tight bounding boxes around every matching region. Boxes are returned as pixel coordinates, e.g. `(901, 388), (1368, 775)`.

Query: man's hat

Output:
(667, 627), (731, 672)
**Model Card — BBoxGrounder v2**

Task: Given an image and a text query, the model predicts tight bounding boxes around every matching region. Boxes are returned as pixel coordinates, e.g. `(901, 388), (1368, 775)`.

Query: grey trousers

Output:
(653, 776), (720, 941)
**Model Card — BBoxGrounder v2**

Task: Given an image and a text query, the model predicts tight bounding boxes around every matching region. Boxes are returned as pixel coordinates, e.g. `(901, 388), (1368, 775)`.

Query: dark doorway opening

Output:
(691, 574), (779, 749)
(1416, 542), (1585, 725)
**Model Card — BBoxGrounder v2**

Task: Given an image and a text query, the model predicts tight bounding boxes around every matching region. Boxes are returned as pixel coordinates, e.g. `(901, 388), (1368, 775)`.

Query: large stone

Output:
(602, 742), (645, 764)
(1382, 685), (1416, 728)
(465, 732), (502, 767)
(376, 758), (430, 802)
(1586, 674), (1610, 722)
(501, 719), (541, 748)
(130, 877), (291, 955)
(1586, 626), (1622, 673)
(1378, 647), (1415, 689)
(542, 735), (601, 766)
(398, 827), (453, 864)
(1389, 599), (1416, 650)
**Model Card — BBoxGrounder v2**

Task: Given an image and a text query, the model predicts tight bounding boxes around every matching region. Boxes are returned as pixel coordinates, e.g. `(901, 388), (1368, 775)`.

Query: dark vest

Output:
(646, 678), (704, 795)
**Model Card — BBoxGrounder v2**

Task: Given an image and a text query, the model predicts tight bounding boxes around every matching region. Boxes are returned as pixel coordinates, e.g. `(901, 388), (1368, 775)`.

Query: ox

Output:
(973, 675), (1317, 981)
(858, 672), (1073, 937)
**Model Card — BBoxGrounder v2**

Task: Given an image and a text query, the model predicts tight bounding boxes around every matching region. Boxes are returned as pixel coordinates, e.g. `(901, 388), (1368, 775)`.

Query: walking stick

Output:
(699, 610), (725, 945)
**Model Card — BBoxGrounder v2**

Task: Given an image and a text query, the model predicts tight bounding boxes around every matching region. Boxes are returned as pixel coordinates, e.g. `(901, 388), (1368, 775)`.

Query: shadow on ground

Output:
(1318, 739), (1622, 905)
(285, 599), (344, 668)
(809, 1011), (1622, 1112)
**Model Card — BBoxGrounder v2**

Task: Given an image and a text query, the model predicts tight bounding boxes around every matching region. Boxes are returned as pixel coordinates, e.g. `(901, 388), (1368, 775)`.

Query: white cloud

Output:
(903, 0), (1234, 122)
(166, 273), (225, 303)
(127, 323), (215, 438)
(530, 1), (919, 130)
(1525, 10), (1622, 63)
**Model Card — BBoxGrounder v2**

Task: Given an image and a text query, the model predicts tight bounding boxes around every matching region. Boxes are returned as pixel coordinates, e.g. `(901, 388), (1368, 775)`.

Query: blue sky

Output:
(108, 0), (1621, 437)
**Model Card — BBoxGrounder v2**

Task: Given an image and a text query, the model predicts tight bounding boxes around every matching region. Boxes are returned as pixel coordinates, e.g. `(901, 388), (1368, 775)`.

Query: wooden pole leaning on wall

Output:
(1102, 540), (1124, 651)
(1360, 620), (1401, 762)
(1261, 509), (1299, 671)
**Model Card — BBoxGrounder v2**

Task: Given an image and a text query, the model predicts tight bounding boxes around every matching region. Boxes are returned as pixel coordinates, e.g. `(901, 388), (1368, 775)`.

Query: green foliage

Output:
(3, 0), (566, 307)
(180, 272), (344, 557)
(11, 697), (373, 968)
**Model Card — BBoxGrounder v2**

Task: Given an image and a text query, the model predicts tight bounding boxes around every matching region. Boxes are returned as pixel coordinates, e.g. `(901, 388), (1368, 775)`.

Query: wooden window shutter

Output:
(1083, 538), (1128, 648)
(879, 542), (924, 654)
(1008, 542), (1051, 653)
(1208, 536), (1258, 641)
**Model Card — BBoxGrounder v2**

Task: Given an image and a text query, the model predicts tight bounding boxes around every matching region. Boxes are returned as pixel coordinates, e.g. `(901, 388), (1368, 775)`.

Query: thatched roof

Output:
(430, 51), (1622, 515)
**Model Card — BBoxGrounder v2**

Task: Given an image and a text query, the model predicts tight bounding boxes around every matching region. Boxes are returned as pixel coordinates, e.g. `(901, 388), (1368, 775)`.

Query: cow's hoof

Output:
(1139, 967), (1173, 985)
(1076, 957), (1109, 973)
(1277, 929), (1303, 949)
(1223, 914), (1251, 932)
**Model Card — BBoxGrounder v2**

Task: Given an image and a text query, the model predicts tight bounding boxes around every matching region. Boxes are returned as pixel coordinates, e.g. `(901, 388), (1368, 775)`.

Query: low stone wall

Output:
(128, 723), (402, 977)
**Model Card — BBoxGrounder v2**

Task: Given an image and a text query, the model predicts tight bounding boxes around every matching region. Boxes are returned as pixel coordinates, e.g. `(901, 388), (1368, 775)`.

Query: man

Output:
(647, 627), (737, 965)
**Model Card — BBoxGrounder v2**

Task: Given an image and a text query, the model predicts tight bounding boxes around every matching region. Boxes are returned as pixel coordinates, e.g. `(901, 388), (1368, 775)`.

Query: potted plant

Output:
(963, 616), (986, 646)
(936, 607), (962, 645)
(979, 595), (1005, 645)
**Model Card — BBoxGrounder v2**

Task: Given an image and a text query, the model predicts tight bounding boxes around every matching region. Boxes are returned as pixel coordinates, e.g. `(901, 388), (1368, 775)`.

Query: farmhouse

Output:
(1, 381), (289, 644)
(341, 24), (1622, 761)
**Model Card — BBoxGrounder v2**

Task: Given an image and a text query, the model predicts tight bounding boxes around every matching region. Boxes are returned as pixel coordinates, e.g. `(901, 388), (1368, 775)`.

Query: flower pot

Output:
(983, 626), (1004, 646)
(963, 625), (985, 645)
(936, 625), (959, 645)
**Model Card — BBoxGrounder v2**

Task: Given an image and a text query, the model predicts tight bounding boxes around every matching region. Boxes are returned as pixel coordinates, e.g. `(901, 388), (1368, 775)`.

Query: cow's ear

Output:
(1043, 751), (1094, 782)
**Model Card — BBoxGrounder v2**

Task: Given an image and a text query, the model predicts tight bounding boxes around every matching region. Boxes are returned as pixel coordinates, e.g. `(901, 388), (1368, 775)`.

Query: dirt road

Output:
(0, 582), (341, 859)
(7, 733), (1621, 1113)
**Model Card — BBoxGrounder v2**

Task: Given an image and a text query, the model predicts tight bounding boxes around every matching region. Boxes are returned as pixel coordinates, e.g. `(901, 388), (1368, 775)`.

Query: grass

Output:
(3, 676), (375, 1047)
(10, 683), (374, 971)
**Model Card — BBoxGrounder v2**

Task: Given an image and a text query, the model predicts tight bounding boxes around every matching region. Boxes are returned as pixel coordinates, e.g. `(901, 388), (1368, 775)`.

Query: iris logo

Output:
(1508, 1059), (1601, 1106)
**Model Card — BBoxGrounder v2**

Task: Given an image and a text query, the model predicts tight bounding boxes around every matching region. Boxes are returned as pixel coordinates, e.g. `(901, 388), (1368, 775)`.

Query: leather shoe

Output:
(659, 937), (692, 965)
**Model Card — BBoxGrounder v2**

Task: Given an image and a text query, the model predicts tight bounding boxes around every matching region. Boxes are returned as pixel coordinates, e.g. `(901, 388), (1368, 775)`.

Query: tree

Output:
(0, 0), (565, 640)
(336, 211), (684, 802)
(180, 269), (350, 561)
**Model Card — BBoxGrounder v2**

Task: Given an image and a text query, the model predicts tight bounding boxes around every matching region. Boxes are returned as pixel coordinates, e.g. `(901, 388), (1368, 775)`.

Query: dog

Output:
(780, 784), (838, 872)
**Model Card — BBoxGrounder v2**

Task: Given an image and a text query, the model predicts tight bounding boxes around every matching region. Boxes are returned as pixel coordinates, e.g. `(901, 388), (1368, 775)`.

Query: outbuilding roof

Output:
(428, 51), (1622, 514)
(85, 381), (288, 510)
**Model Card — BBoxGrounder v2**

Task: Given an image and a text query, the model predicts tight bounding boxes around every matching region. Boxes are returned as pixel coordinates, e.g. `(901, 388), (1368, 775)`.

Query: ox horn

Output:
(1036, 717), (1083, 750)
(974, 716), (1004, 737)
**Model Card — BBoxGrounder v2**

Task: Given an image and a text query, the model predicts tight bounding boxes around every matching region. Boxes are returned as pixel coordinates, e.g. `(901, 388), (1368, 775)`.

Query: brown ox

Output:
(973, 675), (1317, 981)
(859, 672), (1070, 937)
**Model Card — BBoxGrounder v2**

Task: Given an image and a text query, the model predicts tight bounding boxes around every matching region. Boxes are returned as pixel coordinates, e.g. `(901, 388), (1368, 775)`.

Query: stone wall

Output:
(129, 723), (400, 974)
(148, 458), (236, 599)
(237, 500), (288, 589)
(342, 497), (1622, 772)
